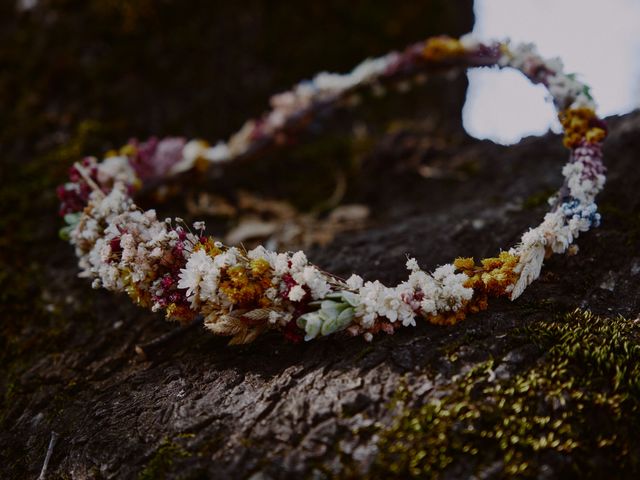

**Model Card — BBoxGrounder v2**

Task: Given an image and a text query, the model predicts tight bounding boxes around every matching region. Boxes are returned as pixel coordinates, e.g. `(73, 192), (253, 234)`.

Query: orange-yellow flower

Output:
(559, 107), (607, 148)
(423, 36), (465, 62)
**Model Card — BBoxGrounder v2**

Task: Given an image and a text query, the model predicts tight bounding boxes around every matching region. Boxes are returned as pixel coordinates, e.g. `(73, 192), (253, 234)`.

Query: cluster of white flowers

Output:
(264, 53), (399, 134)
(355, 280), (416, 328)
(510, 195), (603, 296)
(562, 161), (605, 204)
(310, 53), (399, 94)
(71, 183), (194, 298)
(347, 259), (473, 330)
(405, 263), (474, 315)
(285, 251), (332, 300)
(459, 33), (481, 50)
(510, 200), (599, 300)
(173, 244), (333, 323)
(548, 74), (594, 110)
(498, 41), (540, 70)
(245, 247), (331, 301)
(177, 247), (240, 309)
(170, 139), (232, 174)
(97, 155), (138, 186)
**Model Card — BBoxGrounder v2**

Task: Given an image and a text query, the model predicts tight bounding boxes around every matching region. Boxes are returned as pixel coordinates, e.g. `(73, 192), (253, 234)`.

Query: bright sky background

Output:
(463, 0), (640, 144)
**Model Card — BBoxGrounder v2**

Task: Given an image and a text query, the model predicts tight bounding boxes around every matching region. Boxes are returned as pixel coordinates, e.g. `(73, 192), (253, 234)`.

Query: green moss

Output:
(440, 327), (485, 360)
(137, 437), (193, 480)
(362, 310), (640, 478)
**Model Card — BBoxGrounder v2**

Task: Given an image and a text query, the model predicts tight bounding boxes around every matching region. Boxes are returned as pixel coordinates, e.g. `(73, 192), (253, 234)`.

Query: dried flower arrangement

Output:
(57, 36), (606, 344)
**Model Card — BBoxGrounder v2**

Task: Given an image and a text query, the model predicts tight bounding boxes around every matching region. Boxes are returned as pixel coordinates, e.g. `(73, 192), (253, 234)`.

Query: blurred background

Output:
(1, 0), (472, 154)
(0, 0), (474, 211)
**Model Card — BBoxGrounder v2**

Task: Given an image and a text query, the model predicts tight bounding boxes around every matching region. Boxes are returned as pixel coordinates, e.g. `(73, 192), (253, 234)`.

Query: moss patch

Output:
(137, 437), (193, 480)
(366, 310), (640, 478)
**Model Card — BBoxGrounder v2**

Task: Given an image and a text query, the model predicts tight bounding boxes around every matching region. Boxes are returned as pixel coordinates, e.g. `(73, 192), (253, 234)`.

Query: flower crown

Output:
(57, 35), (607, 345)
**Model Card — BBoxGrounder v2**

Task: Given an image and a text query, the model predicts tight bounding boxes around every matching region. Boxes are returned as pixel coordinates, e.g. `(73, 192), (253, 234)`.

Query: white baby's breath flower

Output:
(120, 233), (136, 263)
(273, 253), (290, 276)
(268, 310), (292, 326)
(97, 155), (138, 186)
(288, 285), (306, 302)
(268, 311), (280, 324)
(346, 274), (364, 290)
(170, 139), (208, 175)
(204, 142), (231, 163)
(459, 33), (480, 50)
(298, 266), (330, 299)
(290, 251), (307, 269)
(406, 257), (420, 272)
(354, 280), (415, 328)
(178, 249), (215, 305)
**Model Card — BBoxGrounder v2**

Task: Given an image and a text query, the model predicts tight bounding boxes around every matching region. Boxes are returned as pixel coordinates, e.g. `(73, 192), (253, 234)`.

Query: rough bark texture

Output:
(3, 2), (640, 480)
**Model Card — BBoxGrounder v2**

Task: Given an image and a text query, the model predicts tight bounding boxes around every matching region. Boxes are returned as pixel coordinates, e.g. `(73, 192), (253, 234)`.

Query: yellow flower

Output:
(193, 238), (222, 257)
(250, 258), (270, 276)
(448, 252), (520, 323)
(219, 261), (273, 308)
(558, 107), (606, 148)
(423, 36), (465, 62)
(120, 269), (151, 307)
(586, 127), (606, 143)
(165, 303), (194, 323)
(119, 143), (137, 157)
(453, 257), (475, 271)
(427, 309), (468, 326)
(125, 282), (151, 307)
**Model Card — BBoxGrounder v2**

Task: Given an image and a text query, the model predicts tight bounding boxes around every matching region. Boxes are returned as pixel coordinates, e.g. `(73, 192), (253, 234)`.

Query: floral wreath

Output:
(57, 35), (607, 345)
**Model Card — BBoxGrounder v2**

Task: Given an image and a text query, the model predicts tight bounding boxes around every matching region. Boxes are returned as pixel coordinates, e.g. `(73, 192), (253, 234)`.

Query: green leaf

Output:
(325, 291), (359, 307)
(298, 295), (357, 340)
(320, 305), (354, 336)
(58, 225), (72, 241)
(340, 291), (359, 307)
(321, 316), (337, 336)
(297, 312), (322, 341)
(318, 301), (345, 321)
(336, 307), (354, 329)
(64, 212), (81, 225)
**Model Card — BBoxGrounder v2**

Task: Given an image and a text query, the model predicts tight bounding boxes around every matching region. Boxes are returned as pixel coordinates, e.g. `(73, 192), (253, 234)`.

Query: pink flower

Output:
(129, 136), (186, 179)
